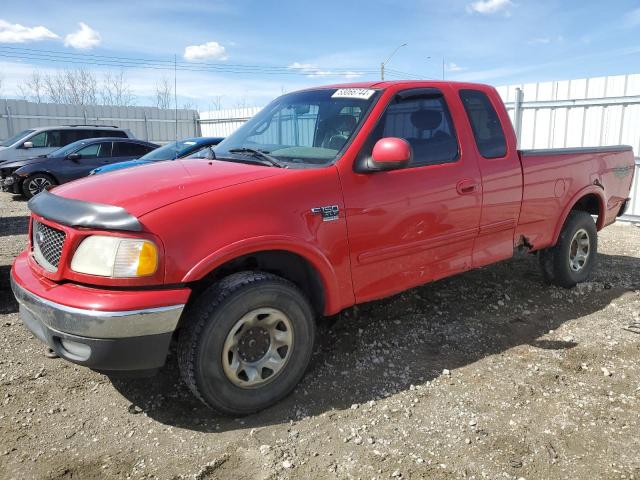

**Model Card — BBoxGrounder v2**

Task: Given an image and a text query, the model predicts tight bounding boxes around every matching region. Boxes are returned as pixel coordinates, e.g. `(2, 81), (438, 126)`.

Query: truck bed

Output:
(516, 145), (635, 250)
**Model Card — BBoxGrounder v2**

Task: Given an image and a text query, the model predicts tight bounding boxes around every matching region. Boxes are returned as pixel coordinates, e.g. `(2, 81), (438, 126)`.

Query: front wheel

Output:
(178, 271), (315, 415)
(22, 173), (56, 199)
(538, 211), (598, 288)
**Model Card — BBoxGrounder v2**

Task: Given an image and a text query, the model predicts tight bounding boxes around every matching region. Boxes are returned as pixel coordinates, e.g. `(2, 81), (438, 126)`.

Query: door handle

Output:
(456, 179), (479, 195)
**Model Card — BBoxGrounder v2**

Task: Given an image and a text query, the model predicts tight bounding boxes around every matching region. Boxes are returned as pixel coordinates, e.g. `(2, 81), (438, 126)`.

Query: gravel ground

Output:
(1, 192), (639, 480)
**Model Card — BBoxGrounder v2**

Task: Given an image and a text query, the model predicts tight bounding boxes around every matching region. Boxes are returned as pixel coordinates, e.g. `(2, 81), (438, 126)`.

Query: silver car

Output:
(0, 125), (134, 164)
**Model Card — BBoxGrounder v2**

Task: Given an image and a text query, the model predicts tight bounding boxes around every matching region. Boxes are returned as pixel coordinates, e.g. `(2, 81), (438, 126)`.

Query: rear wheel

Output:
(22, 173), (56, 199)
(538, 211), (598, 288)
(178, 271), (315, 415)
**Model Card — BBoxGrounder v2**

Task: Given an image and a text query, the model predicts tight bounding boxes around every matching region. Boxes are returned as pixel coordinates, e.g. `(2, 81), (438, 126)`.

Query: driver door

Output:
(339, 88), (483, 303)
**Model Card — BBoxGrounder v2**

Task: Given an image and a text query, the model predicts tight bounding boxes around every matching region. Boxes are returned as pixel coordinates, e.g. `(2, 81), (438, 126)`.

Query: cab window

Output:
(459, 89), (507, 158)
(366, 91), (459, 167)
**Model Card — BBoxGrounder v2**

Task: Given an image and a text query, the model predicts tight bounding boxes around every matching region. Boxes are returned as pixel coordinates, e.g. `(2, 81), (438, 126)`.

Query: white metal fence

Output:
(0, 99), (201, 144)
(498, 74), (640, 222)
(199, 107), (262, 138)
(198, 74), (640, 223)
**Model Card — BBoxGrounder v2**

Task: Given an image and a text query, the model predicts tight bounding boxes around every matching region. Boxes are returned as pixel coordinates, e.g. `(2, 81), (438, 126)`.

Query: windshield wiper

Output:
(228, 148), (287, 168)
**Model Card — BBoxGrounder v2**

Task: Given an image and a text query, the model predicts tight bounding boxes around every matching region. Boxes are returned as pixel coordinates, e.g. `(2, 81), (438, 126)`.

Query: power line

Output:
(0, 44), (378, 72)
(0, 45), (382, 76)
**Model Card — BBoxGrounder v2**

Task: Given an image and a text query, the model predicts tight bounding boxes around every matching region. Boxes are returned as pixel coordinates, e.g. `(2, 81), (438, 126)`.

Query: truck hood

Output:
(51, 159), (284, 217)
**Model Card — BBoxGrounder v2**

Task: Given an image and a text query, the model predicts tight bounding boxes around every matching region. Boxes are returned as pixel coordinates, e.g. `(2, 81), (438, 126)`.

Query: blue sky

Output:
(0, 0), (639, 109)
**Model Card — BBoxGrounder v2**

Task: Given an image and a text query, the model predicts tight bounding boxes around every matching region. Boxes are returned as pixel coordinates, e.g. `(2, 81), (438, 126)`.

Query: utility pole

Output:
(174, 53), (178, 157)
(442, 57), (445, 80)
(381, 43), (407, 80)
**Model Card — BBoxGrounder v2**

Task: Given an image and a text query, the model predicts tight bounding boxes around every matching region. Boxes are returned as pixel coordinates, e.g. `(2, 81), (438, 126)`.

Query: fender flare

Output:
(551, 185), (605, 245)
(182, 235), (345, 315)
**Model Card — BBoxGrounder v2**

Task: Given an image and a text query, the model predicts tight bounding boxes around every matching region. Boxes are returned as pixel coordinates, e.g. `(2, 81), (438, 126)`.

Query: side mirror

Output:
(67, 153), (81, 161)
(22, 141), (33, 149)
(369, 137), (411, 171)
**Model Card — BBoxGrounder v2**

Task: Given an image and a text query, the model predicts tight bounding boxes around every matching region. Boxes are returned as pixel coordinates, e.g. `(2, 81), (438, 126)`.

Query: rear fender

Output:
(551, 185), (605, 245)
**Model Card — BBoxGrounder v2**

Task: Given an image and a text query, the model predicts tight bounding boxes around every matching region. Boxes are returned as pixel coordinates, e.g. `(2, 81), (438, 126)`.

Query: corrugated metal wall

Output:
(0, 99), (200, 144)
(497, 74), (640, 222)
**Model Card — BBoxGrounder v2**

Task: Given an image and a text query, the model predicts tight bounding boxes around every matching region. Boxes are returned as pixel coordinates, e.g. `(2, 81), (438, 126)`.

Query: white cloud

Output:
(288, 62), (363, 79)
(0, 19), (59, 43)
(184, 41), (228, 61)
(64, 22), (101, 49)
(446, 63), (466, 72)
(466, 0), (513, 15)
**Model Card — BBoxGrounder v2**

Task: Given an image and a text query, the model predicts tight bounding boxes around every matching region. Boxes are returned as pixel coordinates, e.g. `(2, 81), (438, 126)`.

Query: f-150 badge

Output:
(311, 205), (339, 221)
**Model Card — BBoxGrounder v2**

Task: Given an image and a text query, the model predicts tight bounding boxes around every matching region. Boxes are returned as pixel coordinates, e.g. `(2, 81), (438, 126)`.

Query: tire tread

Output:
(177, 271), (310, 414)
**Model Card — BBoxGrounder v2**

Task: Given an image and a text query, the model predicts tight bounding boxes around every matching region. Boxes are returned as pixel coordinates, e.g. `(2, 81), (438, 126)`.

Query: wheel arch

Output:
(22, 170), (60, 184)
(551, 186), (605, 246)
(183, 238), (344, 317)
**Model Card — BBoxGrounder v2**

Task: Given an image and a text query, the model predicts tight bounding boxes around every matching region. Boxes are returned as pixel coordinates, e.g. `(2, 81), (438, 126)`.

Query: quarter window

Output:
(459, 89), (507, 158)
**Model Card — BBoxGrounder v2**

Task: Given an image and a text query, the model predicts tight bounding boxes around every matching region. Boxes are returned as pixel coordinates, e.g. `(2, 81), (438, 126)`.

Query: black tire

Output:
(178, 271), (315, 415)
(537, 211), (598, 288)
(22, 173), (56, 199)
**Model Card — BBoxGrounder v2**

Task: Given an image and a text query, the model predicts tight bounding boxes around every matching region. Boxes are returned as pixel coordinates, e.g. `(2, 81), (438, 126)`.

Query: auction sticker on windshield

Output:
(331, 88), (376, 100)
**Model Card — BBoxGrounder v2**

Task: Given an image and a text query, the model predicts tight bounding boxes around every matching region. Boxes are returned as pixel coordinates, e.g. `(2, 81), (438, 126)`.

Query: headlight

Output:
(71, 235), (158, 277)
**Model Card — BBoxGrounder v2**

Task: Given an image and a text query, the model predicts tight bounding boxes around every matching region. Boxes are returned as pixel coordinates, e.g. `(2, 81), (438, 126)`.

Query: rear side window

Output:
(76, 142), (112, 158)
(91, 129), (125, 138)
(61, 130), (85, 145)
(377, 93), (458, 167)
(459, 89), (507, 158)
(113, 142), (153, 157)
(77, 129), (99, 140)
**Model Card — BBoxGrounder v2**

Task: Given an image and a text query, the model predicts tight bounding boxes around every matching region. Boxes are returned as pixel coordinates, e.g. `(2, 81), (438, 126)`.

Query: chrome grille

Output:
(32, 220), (66, 272)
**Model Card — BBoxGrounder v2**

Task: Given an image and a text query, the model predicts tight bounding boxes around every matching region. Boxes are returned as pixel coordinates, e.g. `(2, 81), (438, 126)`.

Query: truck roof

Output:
(308, 80), (494, 90)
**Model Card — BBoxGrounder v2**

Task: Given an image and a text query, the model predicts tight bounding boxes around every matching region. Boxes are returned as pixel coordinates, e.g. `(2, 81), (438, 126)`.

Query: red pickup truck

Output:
(11, 81), (635, 415)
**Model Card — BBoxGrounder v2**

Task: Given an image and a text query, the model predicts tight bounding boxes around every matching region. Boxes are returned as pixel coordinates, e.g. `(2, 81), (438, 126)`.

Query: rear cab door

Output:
(338, 84), (484, 303)
(456, 86), (523, 267)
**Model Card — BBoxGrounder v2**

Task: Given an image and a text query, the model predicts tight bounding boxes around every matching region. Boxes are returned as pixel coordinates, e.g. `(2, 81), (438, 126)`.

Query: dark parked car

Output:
(89, 137), (224, 175)
(2, 138), (157, 198)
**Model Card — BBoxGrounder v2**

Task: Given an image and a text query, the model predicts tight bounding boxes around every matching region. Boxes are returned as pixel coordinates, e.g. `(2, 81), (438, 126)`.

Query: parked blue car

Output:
(90, 137), (224, 175)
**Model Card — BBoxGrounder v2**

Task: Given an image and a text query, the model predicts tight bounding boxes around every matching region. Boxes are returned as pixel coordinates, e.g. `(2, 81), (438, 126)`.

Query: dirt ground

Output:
(0, 192), (639, 480)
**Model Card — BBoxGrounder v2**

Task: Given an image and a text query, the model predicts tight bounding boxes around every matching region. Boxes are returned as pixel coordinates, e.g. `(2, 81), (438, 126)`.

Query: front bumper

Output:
(11, 255), (189, 373)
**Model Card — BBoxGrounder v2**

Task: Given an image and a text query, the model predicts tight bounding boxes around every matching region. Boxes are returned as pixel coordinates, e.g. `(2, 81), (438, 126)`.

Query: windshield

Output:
(1, 129), (35, 147)
(215, 88), (379, 166)
(140, 140), (200, 161)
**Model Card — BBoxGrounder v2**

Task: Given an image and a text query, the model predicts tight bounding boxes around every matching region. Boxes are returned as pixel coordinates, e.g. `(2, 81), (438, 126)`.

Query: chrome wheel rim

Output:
(28, 177), (51, 196)
(569, 228), (590, 272)
(222, 307), (293, 388)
